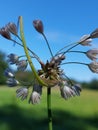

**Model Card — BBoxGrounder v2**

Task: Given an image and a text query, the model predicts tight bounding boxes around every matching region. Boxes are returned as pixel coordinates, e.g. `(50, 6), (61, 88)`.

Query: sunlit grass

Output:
(0, 86), (98, 130)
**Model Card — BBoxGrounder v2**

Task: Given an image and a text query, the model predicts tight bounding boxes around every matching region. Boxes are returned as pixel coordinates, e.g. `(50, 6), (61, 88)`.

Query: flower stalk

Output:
(47, 87), (53, 130)
(19, 16), (47, 87)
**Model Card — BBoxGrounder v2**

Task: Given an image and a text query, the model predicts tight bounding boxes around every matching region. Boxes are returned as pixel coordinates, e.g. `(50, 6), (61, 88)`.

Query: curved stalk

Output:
(42, 33), (54, 58)
(61, 61), (88, 66)
(19, 16), (47, 87)
(11, 39), (42, 63)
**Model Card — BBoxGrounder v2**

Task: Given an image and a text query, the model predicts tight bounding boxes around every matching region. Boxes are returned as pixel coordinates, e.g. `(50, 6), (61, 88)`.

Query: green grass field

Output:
(0, 86), (98, 130)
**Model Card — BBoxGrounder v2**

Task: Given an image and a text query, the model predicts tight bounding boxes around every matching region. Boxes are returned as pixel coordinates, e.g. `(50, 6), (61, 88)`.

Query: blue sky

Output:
(0, 0), (98, 82)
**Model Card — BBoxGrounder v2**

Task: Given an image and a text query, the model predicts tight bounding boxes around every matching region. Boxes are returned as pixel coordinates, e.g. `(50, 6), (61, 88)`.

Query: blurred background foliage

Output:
(0, 51), (98, 90)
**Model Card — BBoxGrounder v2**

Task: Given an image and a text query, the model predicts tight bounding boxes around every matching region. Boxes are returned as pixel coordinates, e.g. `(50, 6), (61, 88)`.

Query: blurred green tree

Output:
(0, 51), (8, 84)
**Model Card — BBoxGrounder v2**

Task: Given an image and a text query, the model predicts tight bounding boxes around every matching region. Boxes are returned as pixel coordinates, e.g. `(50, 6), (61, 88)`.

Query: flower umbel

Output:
(1, 16), (98, 130)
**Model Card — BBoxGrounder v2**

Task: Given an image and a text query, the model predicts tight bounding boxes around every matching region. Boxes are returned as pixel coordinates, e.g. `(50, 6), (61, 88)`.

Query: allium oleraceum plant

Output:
(0, 16), (98, 130)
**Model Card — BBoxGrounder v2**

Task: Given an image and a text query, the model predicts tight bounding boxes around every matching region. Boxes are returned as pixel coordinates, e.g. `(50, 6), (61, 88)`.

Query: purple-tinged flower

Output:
(6, 78), (19, 87)
(78, 35), (92, 46)
(16, 60), (28, 71)
(33, 84), (42, 95)
(29, 91), (41, 104)
(50, 54), (65, 66)
(90, 28), (98, 38)
(16, 87), (28, 100)
(86, 49), (98, 61)
(88, 62), (98, 73)
(4, 68), (15, 78)
(33, 20), (44, 34)
(0, 27), (11, 40)
(7, 53), (19, 64)
(60, 85), (76, 100)
(72, 84), (82, 96)
(6, 22), (17, 35)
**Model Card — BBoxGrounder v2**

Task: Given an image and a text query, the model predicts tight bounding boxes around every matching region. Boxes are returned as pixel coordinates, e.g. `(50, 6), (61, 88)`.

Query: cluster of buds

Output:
(1, 16), (98, 104)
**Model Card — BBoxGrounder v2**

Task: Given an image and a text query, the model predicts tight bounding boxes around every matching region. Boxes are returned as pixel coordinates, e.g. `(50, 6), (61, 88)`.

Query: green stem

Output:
(42, 33), (54, 58)
(61, 61), (88, 66)
(56, 42), (78, 55)
(47, 87), (53, 130)
(19, 16), (47, 87)
(66, 50), (86, 54)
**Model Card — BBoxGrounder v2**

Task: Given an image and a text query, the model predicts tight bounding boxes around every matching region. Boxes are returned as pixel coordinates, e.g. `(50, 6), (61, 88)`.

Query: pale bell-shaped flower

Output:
(4, 68), (15, 78)
(86, 49), (98, 61)
(6, 22), (17, 35)
(7, 53), (19, 64)
(16, 87), (28, 100)
(6, 78), (19, 87)
(90, 28), (98, 38)
(33, 20), (44, 34)
(78, 34), (92, 46)
(16, 60), (28, 71)
(72, 84), (82, 96)
(60, 85), (76, 100)
(29, 91), (41, 104)
(88, 62), (98, 73)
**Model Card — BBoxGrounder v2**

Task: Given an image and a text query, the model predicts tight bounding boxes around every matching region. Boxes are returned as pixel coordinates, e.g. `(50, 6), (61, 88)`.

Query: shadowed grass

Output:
(0, 86), (98, 130)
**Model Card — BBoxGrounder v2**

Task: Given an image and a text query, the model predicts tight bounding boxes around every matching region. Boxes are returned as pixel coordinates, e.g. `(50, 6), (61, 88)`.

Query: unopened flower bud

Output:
(33, 20), (44, 33)
(6, 22), (17, 35)
(0, 27), (11, 40)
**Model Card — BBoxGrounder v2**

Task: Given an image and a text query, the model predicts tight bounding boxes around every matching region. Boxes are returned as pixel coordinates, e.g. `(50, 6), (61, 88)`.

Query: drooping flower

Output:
(60, 85), (76, 100)
(33, 20), (44, 34)
(6, 22), (17, 35)
(6, 78), (19, 87)
(86, 49), (98, 61)
(78, 34), (92, 46)
(16, 60), (28, 71)
(90, 28), (98, 38)
(16, 87), (28, 100)
(88, 62), (98, 73)
(0, 27), (11, 40)
(7, 53), (19, 64)
(29, 91), (41, 104)
(72, 84), (81, 96)
(4, 68), (15, 78)
(33, 84), (42, 95)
